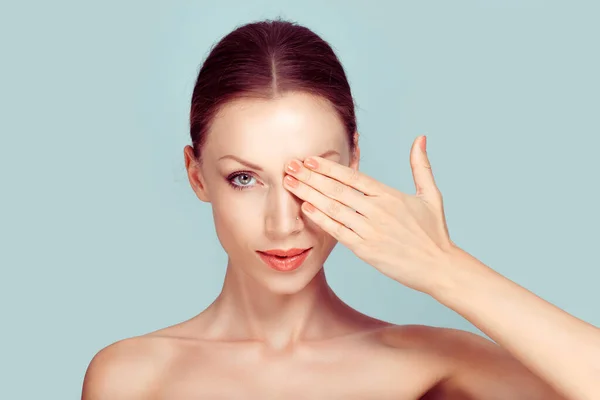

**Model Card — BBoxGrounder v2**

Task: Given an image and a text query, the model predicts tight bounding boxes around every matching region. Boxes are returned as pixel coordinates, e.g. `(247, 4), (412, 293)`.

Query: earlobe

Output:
(350, 132), (361, 170)
(353, 145), (361, 169)
(183, 146), (210, 203)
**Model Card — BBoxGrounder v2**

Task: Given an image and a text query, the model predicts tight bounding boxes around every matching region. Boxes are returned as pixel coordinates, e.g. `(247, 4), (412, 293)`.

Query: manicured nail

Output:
(303, 202), (315, 213)
(286, 160), (301, 173)
(304, 157), (319, 169)
(420, 135), (427, 153)
(284, 175), (298, 187)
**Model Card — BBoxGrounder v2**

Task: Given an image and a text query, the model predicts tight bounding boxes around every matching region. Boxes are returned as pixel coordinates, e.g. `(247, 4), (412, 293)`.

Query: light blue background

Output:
(1, 1), (598, 398)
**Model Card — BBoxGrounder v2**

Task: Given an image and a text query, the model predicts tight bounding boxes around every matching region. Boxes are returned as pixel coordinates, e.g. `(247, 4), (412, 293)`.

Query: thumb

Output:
(410, 135), (439, 200)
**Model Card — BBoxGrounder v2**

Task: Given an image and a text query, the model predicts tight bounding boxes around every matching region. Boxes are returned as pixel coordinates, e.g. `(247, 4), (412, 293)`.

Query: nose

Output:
(264, 185), (303, 240)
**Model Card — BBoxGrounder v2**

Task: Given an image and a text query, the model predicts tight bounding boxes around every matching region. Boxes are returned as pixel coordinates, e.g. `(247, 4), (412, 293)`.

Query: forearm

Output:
(432, 246), (600, 400)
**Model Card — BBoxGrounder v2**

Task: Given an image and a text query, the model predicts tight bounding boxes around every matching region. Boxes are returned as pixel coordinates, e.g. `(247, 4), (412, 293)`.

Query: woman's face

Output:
(185, 92), (359, 294)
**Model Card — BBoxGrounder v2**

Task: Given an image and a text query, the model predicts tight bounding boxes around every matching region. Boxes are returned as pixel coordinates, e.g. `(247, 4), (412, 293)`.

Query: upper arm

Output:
(82, 338), (161, 400)
(436, 329), (567, 400)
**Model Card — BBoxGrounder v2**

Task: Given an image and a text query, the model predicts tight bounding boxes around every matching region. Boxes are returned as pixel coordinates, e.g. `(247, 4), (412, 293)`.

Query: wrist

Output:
(429, 245), (492, 303)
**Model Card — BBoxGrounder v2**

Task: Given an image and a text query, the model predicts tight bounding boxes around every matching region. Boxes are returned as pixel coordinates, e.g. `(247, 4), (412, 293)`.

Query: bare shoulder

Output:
(373, 323), (479, 354)
(380, 324), (565, 399)
(378, 323), (529, 365)
(381, 323), (501, 355)
(82, 335), (176, 400)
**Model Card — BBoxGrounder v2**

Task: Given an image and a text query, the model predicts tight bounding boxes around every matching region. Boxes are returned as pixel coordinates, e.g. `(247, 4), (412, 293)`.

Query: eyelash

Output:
(226, 170), (258, 191)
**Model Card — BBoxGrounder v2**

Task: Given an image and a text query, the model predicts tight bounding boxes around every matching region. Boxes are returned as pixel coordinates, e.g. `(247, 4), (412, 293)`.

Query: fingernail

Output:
(420, 135), (427, 153)
(284, 175), (298, 187)
(304, 157), (319, 169)
(286, 160), (301, 173)
(303, 203), (315, 213)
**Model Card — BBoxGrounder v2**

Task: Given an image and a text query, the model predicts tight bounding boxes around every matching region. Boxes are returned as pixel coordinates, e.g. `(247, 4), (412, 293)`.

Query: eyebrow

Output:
(218, 149), (340, 171)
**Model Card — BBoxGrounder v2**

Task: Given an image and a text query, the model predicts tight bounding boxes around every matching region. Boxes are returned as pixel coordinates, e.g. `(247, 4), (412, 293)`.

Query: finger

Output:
(300, 202), (364, 246)
(285, 159), (372, 217)
(409, 135), (441, 202)
(301, 156), (383, 197)
(284, 175), (370, 239)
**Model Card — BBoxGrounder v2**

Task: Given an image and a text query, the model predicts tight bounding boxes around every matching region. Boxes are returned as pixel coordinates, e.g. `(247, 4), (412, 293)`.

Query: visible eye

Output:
(227, 171), (257, 191)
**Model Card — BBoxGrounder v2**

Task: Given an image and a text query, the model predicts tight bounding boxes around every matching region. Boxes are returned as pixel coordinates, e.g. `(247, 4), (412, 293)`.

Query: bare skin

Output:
(82, 93), (568, 399)
(82, 289), (562, 399)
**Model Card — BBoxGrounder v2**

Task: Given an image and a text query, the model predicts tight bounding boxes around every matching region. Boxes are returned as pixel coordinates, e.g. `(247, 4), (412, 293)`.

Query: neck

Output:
(200, 259), (359, 351)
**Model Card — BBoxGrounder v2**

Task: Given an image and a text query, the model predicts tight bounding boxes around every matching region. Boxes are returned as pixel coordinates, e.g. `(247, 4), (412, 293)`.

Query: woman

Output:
(82, 19), (599, 399)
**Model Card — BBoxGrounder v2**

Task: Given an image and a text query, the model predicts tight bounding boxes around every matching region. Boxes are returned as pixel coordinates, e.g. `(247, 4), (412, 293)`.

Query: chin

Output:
(258, 266), (325, 295)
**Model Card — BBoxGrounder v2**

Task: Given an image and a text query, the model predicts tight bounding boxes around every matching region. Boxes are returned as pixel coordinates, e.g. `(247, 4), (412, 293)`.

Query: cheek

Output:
(211, 192), (260, 251)
(319, 234), (338, 257)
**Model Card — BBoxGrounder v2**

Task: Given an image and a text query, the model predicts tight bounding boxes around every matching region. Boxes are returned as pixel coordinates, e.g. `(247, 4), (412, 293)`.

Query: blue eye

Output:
(227, 171), (257, 191)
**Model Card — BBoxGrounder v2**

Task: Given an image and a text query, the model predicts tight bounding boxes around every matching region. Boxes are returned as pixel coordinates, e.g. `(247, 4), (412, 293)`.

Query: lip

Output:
(256, 248), (312, 272)
(260, 248), (310, 257)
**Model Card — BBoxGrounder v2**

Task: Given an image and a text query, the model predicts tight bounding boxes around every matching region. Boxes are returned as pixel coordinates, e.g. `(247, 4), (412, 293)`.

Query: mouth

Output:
(256, 248), (312, 272)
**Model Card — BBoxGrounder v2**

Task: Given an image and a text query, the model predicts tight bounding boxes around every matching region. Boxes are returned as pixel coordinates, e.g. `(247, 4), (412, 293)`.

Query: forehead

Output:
(205, 92), (349, 161)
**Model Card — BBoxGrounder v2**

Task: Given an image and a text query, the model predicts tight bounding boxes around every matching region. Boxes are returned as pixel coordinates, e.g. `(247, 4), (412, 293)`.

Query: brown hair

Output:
(189, 18), (357, 164)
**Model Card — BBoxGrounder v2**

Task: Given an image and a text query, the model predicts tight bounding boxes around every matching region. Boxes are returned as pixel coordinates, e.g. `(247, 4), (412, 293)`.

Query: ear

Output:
(184, 145), (210, 202)
(349, 131), (360, 170)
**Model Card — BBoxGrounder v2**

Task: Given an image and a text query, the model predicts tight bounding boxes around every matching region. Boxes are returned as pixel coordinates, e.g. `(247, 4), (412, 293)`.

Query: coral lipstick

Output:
(256, 248), (312, 272)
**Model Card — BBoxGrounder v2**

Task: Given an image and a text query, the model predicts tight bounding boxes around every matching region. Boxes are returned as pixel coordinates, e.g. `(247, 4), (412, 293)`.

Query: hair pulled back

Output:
(189, 18), (357, 163)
